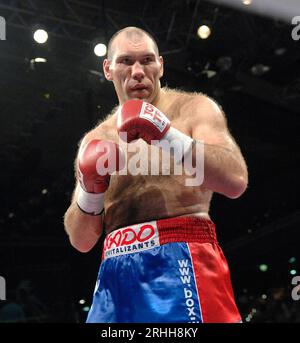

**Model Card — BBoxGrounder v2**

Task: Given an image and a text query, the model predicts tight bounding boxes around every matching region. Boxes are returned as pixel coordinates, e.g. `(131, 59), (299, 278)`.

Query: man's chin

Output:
(127, 89), (152, 101)
(127, 95), (151, 101)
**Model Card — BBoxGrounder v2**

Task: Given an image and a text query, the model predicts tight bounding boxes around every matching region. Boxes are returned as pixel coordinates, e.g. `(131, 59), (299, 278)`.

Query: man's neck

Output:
(152, 88), (168, 109)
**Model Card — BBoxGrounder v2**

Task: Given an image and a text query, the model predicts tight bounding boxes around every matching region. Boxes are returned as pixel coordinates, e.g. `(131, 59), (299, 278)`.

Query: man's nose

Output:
(131, 62), (145, 81)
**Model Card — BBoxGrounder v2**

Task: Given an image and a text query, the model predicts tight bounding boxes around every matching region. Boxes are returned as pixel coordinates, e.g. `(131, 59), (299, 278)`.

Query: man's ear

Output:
(159, 56), (164, 78)
(103, 59), (113, 81)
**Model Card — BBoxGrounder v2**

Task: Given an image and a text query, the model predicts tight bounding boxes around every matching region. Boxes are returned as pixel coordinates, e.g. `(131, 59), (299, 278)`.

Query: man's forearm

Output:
(192, 141), (248, 198)
(64, 185), (104, 252)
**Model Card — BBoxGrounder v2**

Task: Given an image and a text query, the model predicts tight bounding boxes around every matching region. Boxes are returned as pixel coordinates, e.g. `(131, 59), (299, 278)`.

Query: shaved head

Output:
(107, 27), (159, 60)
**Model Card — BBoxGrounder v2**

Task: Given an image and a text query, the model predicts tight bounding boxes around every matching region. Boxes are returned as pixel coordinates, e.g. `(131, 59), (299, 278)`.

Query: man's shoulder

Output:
(95, 105), (118, 129)
(79, 108), (118, 148)
(164, 87), (212, 108)
(165, 88), (215, 118)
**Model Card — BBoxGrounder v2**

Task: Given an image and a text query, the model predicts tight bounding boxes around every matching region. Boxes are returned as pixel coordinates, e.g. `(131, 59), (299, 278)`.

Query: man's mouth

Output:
(131, 84), (147, 91)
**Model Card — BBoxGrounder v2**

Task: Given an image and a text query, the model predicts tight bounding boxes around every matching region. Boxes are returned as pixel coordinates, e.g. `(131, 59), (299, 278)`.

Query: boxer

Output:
(64, 26), (248, 323)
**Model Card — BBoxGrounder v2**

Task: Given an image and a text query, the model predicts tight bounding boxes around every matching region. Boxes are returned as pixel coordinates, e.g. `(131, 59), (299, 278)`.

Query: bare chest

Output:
(94, 100), (210, 230)
(97, 106), (191, 175)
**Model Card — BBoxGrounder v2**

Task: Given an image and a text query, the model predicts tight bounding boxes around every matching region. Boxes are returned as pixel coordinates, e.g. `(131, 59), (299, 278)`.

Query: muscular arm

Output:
(64, 184), (104, 252)
(188, 96), (248, 199)
(63, 134), (104, 252)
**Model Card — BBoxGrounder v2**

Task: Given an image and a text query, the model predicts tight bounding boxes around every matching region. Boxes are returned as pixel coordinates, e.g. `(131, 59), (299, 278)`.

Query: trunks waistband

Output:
(102, 216), (217, 260)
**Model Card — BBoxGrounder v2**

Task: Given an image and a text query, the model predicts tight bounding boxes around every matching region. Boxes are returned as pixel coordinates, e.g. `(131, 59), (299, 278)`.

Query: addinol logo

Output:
(0, 276), (6, 300)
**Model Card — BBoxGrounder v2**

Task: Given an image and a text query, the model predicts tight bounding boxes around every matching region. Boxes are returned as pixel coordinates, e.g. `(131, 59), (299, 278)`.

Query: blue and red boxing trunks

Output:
(86, 216), (241, 323)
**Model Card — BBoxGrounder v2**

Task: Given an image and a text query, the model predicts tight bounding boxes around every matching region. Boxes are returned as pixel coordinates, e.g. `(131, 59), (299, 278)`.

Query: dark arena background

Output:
(0, 0), (299, 324)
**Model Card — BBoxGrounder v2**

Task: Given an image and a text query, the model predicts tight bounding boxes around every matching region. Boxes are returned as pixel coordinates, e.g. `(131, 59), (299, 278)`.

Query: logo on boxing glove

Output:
(139, 102), (170, 133)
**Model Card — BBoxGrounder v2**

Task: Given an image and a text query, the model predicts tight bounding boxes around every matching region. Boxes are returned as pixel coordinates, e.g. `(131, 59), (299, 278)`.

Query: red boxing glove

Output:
(117, 99), (170, 144)
(117, 100), (194, 163)
(77, 139), (125, 215)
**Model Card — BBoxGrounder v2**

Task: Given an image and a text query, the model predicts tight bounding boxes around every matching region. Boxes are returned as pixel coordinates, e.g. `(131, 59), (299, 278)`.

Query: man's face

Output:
(103, 34), (164, 104)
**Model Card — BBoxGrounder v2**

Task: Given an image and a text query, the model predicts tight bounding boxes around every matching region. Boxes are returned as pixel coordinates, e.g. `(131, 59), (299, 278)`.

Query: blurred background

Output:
(0, 0), (299, 323)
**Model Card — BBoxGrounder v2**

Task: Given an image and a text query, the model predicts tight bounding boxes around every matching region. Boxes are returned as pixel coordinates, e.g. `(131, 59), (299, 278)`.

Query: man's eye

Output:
(121, 58), (131, 65)
(143, 57), (152, 64)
